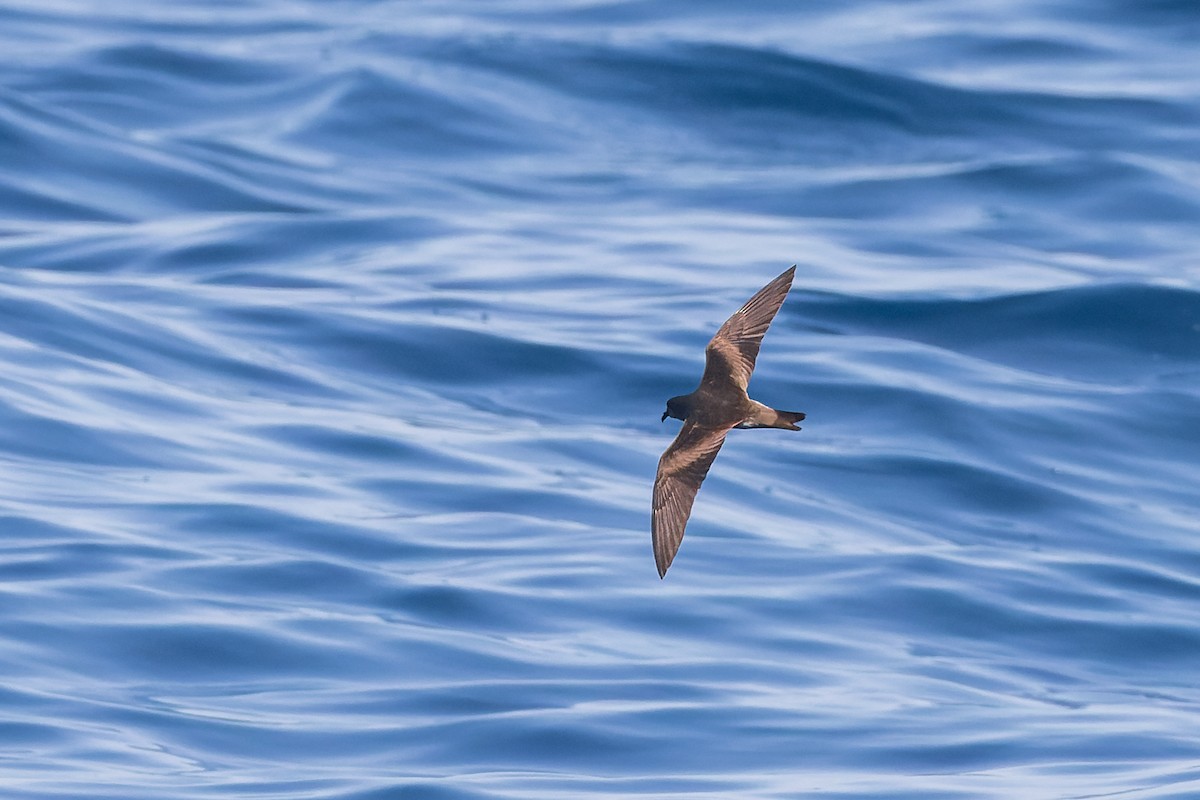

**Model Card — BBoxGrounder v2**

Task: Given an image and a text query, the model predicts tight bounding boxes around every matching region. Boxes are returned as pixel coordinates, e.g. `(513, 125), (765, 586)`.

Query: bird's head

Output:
(662, 395), (691, 423)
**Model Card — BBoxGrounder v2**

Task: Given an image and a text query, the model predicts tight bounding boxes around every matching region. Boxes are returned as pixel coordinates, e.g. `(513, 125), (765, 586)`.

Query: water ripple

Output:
(0, 2), (1199, 799)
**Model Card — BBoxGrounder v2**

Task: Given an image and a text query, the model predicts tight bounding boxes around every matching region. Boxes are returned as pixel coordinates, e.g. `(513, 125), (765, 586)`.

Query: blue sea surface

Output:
(1, 1), (1199, 798)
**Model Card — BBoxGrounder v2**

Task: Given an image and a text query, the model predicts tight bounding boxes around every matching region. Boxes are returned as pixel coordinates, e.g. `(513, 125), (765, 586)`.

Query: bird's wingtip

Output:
(654, 549), (671, 578)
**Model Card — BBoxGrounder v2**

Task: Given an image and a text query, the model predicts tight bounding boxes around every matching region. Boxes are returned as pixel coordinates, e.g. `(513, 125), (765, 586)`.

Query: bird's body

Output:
(653, 266), (804, 578)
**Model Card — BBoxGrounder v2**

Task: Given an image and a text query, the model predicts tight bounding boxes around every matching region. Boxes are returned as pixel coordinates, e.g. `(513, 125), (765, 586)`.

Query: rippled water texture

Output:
(1, 2), (1199, 798)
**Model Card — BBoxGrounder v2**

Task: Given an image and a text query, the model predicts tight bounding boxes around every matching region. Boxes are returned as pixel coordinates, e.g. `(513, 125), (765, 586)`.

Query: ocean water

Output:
(1, 1), (1199, 798)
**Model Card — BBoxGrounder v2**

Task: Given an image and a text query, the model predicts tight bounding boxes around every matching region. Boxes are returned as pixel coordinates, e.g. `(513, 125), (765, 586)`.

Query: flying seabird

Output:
(653, 265), (804, 578)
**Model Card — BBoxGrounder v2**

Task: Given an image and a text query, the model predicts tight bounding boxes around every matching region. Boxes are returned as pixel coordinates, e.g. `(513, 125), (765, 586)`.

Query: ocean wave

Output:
(1, 2), (1199, 798)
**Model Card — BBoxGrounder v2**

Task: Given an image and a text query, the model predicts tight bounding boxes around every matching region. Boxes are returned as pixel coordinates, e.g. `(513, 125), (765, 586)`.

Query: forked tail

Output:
(738, 404), (807, 431)
(772, 409), (806, 430)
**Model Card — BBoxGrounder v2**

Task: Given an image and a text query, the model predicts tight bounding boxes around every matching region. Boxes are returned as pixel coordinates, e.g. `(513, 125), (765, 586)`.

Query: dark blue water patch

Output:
(1082, 0), (1200, 31)
(603, 44), (932, 127)
(376, 583), (538, 633)
(424, 38), (991, 159)
(0, 230), (156, 273)
(815, 452), (1082, 530)
(459, 0), (827, 25)
(0, 179), (128, 224)
(912, 31), (1110, 64)
(248, 423), (540, 502)
(0, 515), (103, 545)
(11, 42), (302, 131)
(281, 67), (546, 160)
(956, 156), (1200, 223)
(343, 786), (495, 800)
(0, 399), (193, 469)
(427, 717), (653, 772)
(88, 42), (299, 89)
(424, 36), (1198, 166)
(0, 3), (55, 30)
(0, 292), (341, 406)
(260, 423), (445, 464)
(0, 536), (183, 583)
(750, 153), (1200, 229)
(0, 1), (320, 41)
(1072, 558), (1200, 609)
(146, 214), (446, 275)
(794, 282), (1200, 381)
(153, 557), (392, 606)
(291, 314), (606, 388)
(166, 137), (378, 208)
(0, 214), (447, 277)
(854, 732), (1029, 774)
(154, 502), (438, 562)
(847, 574), (1200, 670)
(158, 214), (451, 279)
(0, 719), (66, 751)
(962, 89), (1197, 158)
(0, 91), (308, 221)
(357, 475), (633, 531)
(79, 620), (371, 682)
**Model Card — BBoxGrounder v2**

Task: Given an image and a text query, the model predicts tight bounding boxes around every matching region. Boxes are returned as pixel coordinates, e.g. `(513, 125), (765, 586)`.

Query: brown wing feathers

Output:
(702, 265), (795, 392)
(651, 422), (730, 578)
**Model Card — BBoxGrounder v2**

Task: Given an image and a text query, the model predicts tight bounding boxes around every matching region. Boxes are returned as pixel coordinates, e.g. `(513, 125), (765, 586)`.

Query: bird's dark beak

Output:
(661, 411), (668, 422)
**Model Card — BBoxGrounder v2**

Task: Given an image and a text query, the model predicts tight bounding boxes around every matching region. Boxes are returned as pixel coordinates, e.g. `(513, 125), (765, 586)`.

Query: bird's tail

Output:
(739, 404), (806, 431)
(771, 409), (806, 430)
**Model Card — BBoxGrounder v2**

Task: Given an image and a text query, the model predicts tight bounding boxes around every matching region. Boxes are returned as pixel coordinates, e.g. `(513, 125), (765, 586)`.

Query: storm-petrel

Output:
(653, 265), (804, 578)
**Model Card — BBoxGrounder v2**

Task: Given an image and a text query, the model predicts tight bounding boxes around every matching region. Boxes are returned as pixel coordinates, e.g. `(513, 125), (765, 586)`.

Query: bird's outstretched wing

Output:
(701, 265), (795, 393)
(652, 421), (731, 578)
